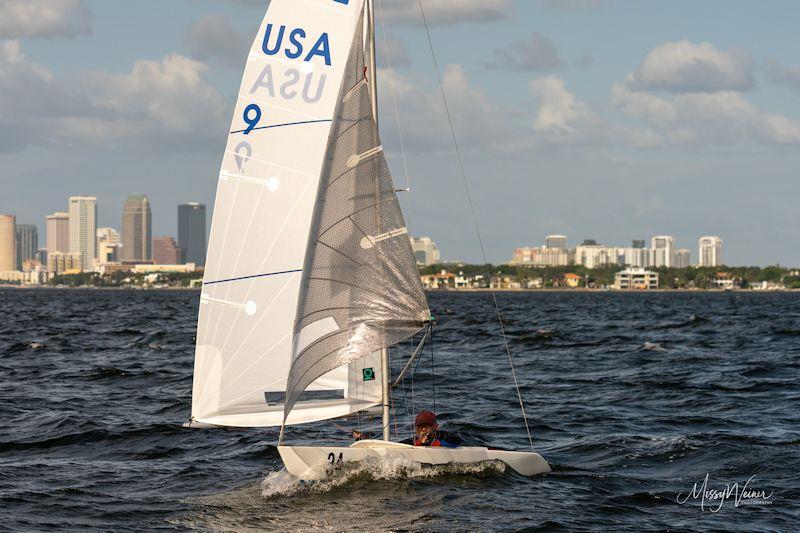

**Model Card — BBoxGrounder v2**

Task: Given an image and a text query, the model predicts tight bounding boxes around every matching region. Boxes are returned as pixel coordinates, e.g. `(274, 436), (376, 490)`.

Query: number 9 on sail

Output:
(242, 104), (262, 135)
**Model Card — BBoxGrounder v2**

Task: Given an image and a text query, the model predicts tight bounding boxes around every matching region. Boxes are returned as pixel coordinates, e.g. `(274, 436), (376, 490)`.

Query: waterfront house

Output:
(614, 268), (659, 290)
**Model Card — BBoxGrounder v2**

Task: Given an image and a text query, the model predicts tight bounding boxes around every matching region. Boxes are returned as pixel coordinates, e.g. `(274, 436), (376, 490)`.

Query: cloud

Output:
(0, 41), (89, 151)
(529, 75), (660, 148)
(484, 32), (562, 71)
(531, 76), (593, 133)
(73, 55), (229, 149)
(0, 0), (92, 39)
(377, 64), (521, 153)
(184, 14), (254, 68)
(379, 0), (513, 26)
(625, 40), (754, 93)
(0, 41), (228, 153)
(612, 83), (800, 145)
(536, 0), (612, 8)
(765, 59), (800, 92)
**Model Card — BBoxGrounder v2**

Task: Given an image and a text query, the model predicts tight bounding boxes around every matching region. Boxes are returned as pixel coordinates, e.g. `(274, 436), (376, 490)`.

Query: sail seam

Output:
(203, 269), (302, 285)
(230, 118), (332, 135)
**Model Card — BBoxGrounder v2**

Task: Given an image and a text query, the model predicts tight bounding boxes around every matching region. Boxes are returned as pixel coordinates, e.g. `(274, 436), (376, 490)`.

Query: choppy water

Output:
(1, 289), (798, 531)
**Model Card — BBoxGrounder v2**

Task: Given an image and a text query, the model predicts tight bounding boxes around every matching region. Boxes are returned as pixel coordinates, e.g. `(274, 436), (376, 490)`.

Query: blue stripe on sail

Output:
(230, 119), (332, 135)
(203, 269), (302, 285)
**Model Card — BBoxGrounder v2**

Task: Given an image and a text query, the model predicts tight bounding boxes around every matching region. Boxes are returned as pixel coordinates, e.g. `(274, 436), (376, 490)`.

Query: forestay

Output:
(190, 0), (382, 428)
(282, 8), (430, 424)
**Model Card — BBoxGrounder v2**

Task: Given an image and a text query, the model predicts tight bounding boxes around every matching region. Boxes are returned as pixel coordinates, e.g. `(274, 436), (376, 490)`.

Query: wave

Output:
(638, 342), (667, 352)
(5, 341), (46, 353)
(260, 455), (508, 498)
(656, 314), (709, 330)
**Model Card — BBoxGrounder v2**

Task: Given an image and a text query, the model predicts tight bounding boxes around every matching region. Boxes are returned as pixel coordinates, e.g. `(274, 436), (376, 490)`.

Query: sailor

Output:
(407, 410), (461, 448)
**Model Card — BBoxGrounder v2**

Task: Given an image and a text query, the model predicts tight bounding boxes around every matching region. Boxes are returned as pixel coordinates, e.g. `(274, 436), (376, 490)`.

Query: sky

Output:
(1, 0), (799, 266)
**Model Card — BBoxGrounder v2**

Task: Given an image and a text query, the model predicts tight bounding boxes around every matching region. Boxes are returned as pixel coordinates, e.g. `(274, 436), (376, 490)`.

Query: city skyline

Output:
(511, 234), (724, 269)
(0, 194), (789, 269)
(0, 194), (209, 276)
(1, 1), (798, 266)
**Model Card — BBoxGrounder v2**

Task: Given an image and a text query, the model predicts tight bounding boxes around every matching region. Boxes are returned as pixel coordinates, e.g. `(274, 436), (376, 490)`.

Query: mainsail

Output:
(282, 7), (430, 424)
(190, 0), (384, 428)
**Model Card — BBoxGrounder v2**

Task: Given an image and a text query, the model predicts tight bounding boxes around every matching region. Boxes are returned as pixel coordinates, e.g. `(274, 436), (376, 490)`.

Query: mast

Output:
(366, 0), (390, 442)
(367, 0), (379, 126)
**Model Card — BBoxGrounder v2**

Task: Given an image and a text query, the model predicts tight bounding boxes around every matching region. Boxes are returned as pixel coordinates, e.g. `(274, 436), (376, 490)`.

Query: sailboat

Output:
(186, 0), (550, 480)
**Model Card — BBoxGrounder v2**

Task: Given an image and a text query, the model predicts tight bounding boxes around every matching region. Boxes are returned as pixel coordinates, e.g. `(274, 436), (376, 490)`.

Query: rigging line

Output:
(416, 0), (535, 451)
(430, 321), (436, 414)
(376, 0), (411, 192)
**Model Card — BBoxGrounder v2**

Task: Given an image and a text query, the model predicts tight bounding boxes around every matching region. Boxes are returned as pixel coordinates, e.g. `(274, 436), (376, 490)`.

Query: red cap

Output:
(415, 410), (437, 427)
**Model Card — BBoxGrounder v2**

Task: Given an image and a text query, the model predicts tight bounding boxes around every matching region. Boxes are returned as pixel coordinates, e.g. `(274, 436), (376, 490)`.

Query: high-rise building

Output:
(69, 196), (98, 271)
(178, 203), (206, 266)
(632, 239), (645, 249)
(48, 252), (83, 275)
(510, 246), (570, 266)
(36, 248), (48, 267)
(15, 224), (38, 270)
(96, 227), (121, 265)
(410, 236), (440, 266)
(0, 215), (15, 272)
(153, 236), (182, 264)
(651, 235), (676, 268)
(121, 195), (152, 263)
(97, 227), (120, 247)
(545, 234), (567, 250)
(95, 228), (119, 265)
(575, 244), (611, 269)
(698, 236), (723, 267)
(621, 246), (650, 268)
(675, 248), (691, 269)
(46, 212), (70, 254)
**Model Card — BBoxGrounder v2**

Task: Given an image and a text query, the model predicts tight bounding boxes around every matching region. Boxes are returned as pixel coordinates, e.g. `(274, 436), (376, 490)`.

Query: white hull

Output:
(278, 439), (551, 480)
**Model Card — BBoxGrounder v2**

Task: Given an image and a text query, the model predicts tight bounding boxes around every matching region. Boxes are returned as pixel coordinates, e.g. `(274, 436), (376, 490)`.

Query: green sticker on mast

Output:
(362, 368), (375, 381)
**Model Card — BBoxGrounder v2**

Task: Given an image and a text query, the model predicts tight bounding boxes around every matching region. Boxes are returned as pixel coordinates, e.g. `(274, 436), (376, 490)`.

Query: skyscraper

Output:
(69, 196), (97, 271)
(0, 215), (15, 272)
(97, 227), (121, 265)
(153, 236), (182, 264)
(632, 239), (645, 249)
(15, 224), (38, 270)
(675, 248), (691, 269)
(698, 236), (723, 266)
(46, 212), (70, 254)
(410, 236), (440, 266)
(97, 227), (120, 247)
(178, 203), (206, 266)
(545, 234), (567, 249)
(651, 235), (676, 268)
(122, 195), (152, 263)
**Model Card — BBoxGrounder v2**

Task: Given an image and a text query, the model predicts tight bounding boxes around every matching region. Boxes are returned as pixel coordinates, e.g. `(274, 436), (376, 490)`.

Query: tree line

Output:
(419, 264), (800, 289)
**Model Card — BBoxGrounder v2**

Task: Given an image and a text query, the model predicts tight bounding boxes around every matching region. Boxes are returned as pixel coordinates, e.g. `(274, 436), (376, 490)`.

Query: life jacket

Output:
(414, 430), (460, 448)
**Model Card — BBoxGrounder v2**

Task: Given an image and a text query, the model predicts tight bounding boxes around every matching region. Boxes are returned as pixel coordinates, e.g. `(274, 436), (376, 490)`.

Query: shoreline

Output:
(1, 285), (796, 293)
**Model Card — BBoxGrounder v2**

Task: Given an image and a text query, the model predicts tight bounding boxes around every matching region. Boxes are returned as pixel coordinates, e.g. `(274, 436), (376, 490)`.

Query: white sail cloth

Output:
(282, 8), (430, 424)
(190, 0), (381, 428)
